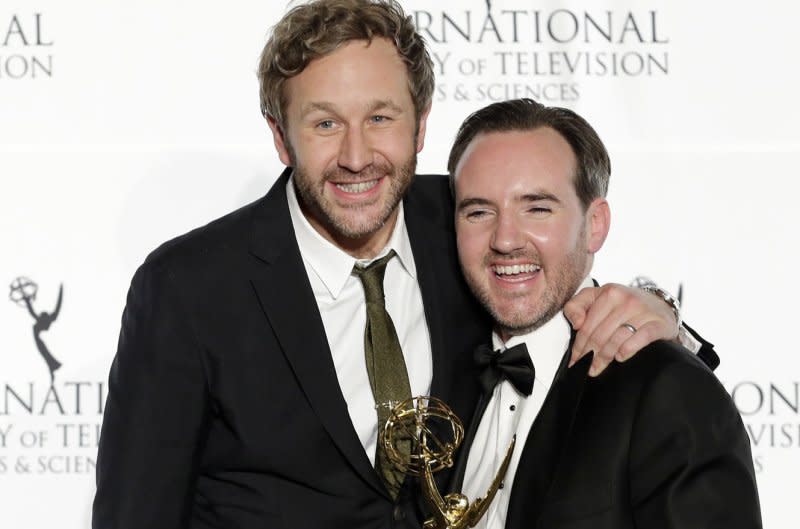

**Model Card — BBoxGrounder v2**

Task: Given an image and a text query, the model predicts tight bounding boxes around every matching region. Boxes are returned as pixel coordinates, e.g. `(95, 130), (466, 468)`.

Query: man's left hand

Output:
(563, 283), (679, 377)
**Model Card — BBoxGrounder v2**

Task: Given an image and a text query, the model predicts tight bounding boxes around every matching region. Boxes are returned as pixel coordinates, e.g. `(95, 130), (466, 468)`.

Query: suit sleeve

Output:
(628, 354), (762, 529)
(93, 260), (210, 529)
(681, 321), (720, 370)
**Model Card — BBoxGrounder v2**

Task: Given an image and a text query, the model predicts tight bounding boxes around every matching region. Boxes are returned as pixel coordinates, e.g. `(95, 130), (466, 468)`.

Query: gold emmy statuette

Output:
(383, 396), (516, 529)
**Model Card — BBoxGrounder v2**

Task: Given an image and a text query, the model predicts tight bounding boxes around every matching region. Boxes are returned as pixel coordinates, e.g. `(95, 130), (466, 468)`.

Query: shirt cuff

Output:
(677, 324), (701, 353)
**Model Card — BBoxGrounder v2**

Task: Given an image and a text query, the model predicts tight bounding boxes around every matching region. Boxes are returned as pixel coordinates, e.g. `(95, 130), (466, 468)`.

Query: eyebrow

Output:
(520, 192), (561, 204)
(299, 99), (404, 120)
(456, 197), (492, 211)
(299, 102), (339, 119)
(366, 99), (404, 114)
(457, 192), (562, 212)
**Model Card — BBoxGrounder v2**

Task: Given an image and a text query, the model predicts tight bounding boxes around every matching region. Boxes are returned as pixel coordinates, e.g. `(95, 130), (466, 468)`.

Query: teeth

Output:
(494, 264), (540, 276)
(335, 180), (379, 193)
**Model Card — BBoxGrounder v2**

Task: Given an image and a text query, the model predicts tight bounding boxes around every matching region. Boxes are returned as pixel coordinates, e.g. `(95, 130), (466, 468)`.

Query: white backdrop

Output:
(1, 1), (797, 527)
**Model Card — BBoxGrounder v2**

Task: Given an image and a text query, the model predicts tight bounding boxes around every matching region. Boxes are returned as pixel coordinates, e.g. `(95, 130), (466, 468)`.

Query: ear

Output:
(415, 105), (432, 153)
(585, 198), (610, 254)
(267, 115), (293, 167)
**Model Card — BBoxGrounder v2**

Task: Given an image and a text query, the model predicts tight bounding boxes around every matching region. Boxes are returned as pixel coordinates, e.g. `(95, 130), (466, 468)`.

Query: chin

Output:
(494, 300), (560, 334)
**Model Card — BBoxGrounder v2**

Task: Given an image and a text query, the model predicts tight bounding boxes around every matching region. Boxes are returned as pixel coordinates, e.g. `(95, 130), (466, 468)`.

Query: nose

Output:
(338, 126), (371, 172)
(490, 213), (526, 254)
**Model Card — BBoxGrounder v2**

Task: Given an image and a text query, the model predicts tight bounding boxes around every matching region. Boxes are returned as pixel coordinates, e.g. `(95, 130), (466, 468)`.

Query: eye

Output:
(370, 115), (390, 124)
(463, 209), (492, 221)
(316, 119), (336, 130)
(527, 206), (552, 216)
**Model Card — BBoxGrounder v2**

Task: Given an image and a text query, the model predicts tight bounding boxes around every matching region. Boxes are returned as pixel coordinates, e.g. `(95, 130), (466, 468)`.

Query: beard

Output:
(463, 230), (588, 339)
(292, 154), (416, 241)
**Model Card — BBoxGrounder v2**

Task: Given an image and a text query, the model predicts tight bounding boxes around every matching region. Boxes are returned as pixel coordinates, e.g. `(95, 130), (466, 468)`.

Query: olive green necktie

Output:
(353, 250), (412, 499)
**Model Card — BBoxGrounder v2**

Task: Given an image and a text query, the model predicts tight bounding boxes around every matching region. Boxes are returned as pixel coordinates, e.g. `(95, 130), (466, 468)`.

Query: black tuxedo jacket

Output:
(455, 339), (760, 529)
(92, 170), (492, 529)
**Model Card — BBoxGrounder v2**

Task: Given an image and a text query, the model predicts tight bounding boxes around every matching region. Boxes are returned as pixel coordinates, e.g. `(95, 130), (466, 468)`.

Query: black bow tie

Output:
(474, 343), (535, 396)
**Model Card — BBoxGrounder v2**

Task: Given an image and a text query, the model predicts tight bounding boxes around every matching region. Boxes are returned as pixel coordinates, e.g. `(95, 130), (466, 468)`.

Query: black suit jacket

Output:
(93, 170), (491, 529)
(456, 338), (760, 529)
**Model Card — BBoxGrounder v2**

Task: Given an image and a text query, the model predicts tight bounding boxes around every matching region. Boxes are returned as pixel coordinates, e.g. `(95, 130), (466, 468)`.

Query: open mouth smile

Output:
(491, 263), (541, 284)
(493, 263), (541, 276)
(334, 180), (380, 193)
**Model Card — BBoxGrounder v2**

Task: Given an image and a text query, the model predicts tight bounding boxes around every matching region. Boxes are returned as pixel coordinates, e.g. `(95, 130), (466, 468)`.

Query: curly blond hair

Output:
(258, 0), (434, 128)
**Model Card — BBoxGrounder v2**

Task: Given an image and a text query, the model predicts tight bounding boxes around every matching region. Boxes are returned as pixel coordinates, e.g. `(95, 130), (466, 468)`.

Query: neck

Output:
(496, 322), (538, 344)
(302, 205), (400, 260)
(338, 214), (399, 259)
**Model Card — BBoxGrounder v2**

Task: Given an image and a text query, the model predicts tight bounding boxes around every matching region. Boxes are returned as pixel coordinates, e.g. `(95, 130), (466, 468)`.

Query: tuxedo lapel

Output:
(249, 170), (386, 497)
(505, 336), (592, 528)
(448, 390), (492, 493)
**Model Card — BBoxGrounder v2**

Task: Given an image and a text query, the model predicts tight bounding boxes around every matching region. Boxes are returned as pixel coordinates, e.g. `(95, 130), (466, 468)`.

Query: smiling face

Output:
(268, 38), (429, 258)
(454, 128), (609, 340)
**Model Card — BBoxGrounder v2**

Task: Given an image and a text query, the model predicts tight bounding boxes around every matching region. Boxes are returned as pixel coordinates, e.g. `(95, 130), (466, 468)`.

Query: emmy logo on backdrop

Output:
(9, 276), (63, 385)
(383, 396), (515, 529)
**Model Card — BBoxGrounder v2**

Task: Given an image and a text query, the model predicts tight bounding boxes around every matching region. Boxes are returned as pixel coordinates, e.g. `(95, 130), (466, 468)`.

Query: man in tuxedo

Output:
(92, 2), (714, 528)
(449, 98), (761, 529)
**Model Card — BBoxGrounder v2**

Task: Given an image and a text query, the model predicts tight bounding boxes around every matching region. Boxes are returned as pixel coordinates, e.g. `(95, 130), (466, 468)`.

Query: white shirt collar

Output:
(286, 175), (417, 299)
(491, 275), (594, 392)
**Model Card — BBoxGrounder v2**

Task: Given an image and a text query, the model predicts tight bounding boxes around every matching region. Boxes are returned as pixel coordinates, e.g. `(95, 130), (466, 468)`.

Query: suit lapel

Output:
(249, 170), (386, 497)
(404, 180), (495, 503)
(505, 334), (592, 528)
(403, 185), (452, 401)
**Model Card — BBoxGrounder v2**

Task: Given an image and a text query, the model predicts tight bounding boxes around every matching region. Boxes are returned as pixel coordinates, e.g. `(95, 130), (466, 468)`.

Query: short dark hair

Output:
(447, 98), (610, 210)
(258, 0), (434, 129)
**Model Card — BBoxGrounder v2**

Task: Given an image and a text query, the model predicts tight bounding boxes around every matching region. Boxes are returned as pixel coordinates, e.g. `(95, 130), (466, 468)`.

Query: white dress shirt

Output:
(286, 178), (433, 464)
(462, 276), (594, 529)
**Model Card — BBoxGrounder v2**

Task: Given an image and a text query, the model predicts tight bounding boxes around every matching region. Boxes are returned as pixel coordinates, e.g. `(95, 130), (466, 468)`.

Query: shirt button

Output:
(509, 405), (516, 411)
(393, 505), (405, 521)
(499, 481), (505, 489)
